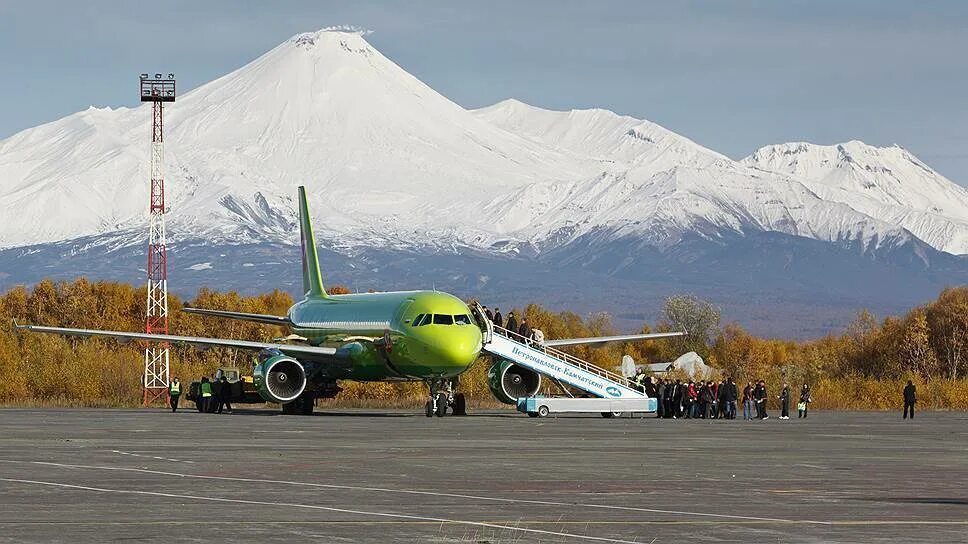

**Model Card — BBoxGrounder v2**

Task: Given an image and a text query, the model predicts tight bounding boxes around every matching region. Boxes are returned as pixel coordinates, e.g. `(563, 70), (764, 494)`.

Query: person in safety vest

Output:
(169, 377), (182, 413)
(199, 377), (213, 413)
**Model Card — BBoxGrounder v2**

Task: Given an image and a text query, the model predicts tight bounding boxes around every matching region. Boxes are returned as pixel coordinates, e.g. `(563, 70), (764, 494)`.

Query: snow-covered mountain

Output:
(1, 28), (964, 258)
(0, 28), (965, 336)
(742, 141), (968, 255)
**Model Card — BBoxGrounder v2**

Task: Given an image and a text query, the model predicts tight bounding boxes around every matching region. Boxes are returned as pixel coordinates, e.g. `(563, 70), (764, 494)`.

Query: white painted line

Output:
(0, 477), (644, 544)
(0, 459), (823, 525)
(110, 450), (195, 464)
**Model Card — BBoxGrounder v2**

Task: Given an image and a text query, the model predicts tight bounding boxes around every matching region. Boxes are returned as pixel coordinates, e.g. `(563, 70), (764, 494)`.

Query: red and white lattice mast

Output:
(139, 73), (176, 406)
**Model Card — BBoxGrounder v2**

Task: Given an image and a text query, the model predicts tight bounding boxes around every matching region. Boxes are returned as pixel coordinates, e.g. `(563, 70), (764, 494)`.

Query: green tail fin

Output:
(298, 186), (327, 299)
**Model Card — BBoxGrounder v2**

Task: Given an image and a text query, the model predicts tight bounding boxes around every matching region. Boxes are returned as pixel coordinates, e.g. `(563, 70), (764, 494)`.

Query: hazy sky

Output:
(2, 1), (966, 185)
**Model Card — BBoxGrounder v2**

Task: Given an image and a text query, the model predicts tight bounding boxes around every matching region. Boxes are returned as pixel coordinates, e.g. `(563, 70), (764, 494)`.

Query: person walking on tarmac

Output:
(778, 383), (790, 419)
(506, 312), (518, 336)
(903, 380), (917, 420)
(168, 377), (181, 413)
(754, 380), (769, 420)
(199, 377), (213, 413)
(742, 381), (754, 421)
(216, 376), (233, 414)
(798, 384), (812, 418)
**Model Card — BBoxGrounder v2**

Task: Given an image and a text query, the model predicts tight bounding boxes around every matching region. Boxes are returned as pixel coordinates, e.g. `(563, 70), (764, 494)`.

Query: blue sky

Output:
(1, 1), (966, 185)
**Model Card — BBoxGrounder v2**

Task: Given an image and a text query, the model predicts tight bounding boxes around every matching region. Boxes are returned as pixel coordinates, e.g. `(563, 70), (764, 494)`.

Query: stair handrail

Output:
(492, 326), (637, 389)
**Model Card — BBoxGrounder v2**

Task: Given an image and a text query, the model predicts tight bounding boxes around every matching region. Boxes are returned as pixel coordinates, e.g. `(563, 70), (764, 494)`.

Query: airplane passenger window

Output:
(454, 314), (472, 325)
(432, 314), (454, 325)
(410, 314), (425, 326)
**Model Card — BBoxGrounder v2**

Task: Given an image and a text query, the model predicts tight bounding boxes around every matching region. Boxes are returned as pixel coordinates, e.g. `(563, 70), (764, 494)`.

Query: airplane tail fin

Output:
(298, 186), (327, 299)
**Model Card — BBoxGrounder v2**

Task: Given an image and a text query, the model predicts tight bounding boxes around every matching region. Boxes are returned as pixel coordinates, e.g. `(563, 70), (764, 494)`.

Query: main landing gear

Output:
(424, 378), (466, 417)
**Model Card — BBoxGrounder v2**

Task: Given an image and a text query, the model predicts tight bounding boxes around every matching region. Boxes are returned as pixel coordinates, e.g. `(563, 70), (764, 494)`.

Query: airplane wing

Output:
(13, 322), (340, 361)
(181, 307), (291, 326)
(543, 331), (686, 347)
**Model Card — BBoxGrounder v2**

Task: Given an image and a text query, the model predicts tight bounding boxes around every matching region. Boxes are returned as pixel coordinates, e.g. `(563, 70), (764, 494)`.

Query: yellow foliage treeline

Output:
(0, 279), (965, 409)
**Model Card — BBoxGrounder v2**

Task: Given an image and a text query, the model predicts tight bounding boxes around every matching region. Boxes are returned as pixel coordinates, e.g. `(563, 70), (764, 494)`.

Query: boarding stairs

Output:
(473, 308), (647, 400)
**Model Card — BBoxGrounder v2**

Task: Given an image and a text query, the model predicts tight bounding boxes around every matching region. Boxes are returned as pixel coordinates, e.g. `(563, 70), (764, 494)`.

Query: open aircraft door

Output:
(470, 302), (493, 345)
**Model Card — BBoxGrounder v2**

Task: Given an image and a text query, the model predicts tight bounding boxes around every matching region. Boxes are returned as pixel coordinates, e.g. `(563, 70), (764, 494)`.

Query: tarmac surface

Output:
(0, 407), (966, 543)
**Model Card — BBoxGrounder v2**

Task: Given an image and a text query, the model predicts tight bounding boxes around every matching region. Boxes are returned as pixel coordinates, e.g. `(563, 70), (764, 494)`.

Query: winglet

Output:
(298, 186), (327, 299)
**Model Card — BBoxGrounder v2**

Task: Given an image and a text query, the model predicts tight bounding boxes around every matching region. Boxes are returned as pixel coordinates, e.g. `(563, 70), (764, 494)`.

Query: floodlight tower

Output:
(139, 73), (176, 407)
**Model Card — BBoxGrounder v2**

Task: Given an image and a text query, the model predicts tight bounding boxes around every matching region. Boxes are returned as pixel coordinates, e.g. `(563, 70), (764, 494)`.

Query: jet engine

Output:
(487, 359), (541, 405)
(253, 352), (307, 404)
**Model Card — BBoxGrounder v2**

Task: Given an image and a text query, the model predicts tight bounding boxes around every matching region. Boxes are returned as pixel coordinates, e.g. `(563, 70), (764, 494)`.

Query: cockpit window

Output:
(454, 314), (472, 325)
(410, 313), (425, 326)
(432, 314), (454, 325)
(418, 314), (432, 326)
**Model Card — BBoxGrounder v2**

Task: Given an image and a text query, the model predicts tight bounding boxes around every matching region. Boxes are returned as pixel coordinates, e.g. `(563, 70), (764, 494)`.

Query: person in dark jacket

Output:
(216, 376), (232, 414)
(518, 319), (532, 341)
(778, 383), (790, 419)
(672, 379), (684, 418)
(684, 380), (697, 419)
(483, 306), (493, 321)
(505, 312), (518, 335)
(742, 382), (754, 420)
(798, 384), (811, 418)
(493, 308), (503, 328)
(656, 378), (666, 418)
(664, 379), (676, 419)
(753, 380), (769, 419)
(903, 380), (917, 419)
(724, 377), (738, 419)
(700, 380), (714, 419)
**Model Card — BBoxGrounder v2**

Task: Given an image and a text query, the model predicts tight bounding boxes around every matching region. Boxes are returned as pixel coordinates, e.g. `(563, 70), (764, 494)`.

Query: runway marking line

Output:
(110, 450), (195, 464)
(0, 477), (642, 544)
(1, 459), (820, 525)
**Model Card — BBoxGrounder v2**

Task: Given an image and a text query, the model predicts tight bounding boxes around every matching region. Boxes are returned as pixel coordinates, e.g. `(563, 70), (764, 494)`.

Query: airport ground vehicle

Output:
(516, 396), (657, 418)
(184, 367), (342, 413)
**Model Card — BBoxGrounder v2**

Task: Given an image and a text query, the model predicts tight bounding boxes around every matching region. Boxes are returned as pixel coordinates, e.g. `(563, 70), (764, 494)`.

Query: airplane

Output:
(16, 186), (683, 416)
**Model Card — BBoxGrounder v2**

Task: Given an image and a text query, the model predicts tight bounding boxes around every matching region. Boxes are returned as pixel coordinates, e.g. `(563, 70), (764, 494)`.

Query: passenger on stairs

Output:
(506, 312), (518, 335)
(493, 308), (503, 328)
(483, 305), (493, 321)
(518, 319), (532, 342)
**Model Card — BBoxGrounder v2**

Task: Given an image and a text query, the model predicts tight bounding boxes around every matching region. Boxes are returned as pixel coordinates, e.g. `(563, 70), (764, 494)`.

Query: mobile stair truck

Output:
(474, 308), (662, 418)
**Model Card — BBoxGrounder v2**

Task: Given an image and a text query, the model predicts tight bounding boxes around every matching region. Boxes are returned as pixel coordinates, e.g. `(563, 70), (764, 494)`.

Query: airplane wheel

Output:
(453, 393), (467, 416)
(298, 396), (314, 415)
(195, 401), (203, 413)
(281, 402), (296, 415)
(425, 401), (433, 417)
(537, 405), (550, 418)
(527, 412), (539, 418)
(601, 412), (619, 418)
(435, 393), (448, 417)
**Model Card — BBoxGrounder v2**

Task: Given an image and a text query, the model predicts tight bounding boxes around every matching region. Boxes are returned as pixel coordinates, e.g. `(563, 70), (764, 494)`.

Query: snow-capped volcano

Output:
(742, 141), (968, 255)
(0, 30), (590, 251)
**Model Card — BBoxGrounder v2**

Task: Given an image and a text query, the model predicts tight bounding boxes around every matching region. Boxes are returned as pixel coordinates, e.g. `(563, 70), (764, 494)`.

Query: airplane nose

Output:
(439, 328), (482, 368)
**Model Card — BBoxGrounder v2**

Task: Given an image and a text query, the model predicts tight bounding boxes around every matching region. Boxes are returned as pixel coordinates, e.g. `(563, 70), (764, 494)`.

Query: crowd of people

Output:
(633, 375), (814, 420)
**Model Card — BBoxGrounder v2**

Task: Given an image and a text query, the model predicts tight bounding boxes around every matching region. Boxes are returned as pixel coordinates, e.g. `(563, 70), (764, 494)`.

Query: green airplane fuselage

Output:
(287, 290), (483, 382)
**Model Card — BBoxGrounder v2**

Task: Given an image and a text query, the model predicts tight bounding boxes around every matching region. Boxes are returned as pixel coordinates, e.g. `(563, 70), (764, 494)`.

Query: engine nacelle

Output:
(487, 359), (541, 405)
(253, 352), (307, 404)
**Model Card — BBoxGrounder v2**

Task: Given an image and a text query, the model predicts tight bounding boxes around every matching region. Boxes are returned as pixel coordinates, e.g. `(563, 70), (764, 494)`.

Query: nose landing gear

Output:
(424, 378), (467, 417)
